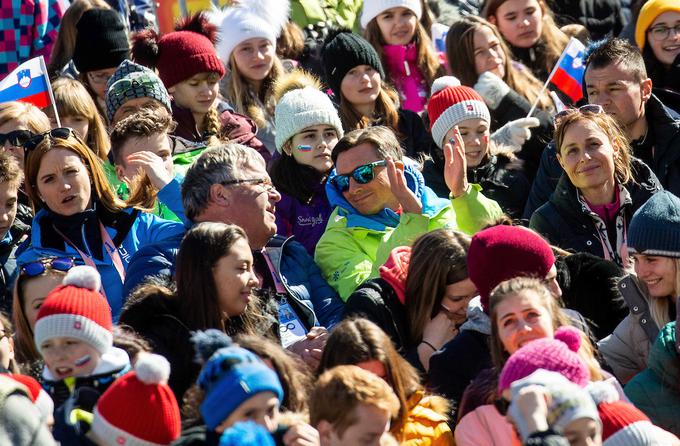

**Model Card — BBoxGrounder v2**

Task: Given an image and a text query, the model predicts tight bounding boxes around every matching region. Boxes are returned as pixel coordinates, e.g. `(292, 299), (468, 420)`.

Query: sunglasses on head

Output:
(23, 127), (79, 153)
(0, 130), (34, 147)
(20, 257), (75, 277)
(553, 104), (604, 126)
(331, 160), (387, 192)
(108, 74), (160, 99)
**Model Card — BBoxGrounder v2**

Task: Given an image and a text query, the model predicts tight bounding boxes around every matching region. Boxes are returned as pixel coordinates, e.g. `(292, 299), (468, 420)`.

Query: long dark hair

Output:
(269, 153), (325, 204)
(175, 222), (265, 335)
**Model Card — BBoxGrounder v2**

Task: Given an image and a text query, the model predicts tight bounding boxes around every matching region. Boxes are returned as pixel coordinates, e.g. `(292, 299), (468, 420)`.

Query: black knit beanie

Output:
(321, 30), (385, 97)
(73, 9), (130, 73)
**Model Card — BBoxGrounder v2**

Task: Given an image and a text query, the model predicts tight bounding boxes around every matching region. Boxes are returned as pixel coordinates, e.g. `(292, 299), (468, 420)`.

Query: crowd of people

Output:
(0, 0), (679, 445)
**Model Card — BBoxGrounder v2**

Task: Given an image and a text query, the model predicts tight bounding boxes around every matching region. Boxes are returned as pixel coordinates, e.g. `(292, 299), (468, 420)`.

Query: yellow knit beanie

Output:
(635, 0), (680, 49)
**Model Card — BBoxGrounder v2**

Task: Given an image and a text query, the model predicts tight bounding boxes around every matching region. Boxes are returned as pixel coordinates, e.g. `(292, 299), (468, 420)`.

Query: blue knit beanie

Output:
(193, 330), (284, 432)
(628, 191), (680, 258)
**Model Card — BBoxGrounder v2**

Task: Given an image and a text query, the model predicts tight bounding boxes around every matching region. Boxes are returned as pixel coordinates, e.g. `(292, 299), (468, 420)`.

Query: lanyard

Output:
(52, 221), (126, 296)
(261, 248), (287, 294)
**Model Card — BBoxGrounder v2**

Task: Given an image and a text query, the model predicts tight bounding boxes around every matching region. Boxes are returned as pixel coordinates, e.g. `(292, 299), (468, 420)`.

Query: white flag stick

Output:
(39, 56), (60, 128)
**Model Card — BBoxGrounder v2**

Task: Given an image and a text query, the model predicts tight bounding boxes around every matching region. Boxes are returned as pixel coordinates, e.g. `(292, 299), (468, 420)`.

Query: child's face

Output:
(0, 181), (18, 240)
(0, 319), (14, 371)
(322, 403), (392, 446)
(41, 337), (101, 379)
(375, 7), (417, 46)
(563, 418), (602, 446)
(169, 72), (220, 116)
(22, 273), (65, 330)
(232, 38), (275, 83)
(444, 119), (491, 168)
(115, 132), (174, 183)
(212, 237), (258, 318)
(288, 125), (338, 173)
(215, 391), (280, 433)
(60, 115), (90, 142)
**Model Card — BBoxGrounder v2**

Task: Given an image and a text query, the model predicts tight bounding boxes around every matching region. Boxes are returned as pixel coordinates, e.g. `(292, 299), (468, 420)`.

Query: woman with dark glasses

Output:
(530, 107), (662, 268)
(17, 128), (185, 320)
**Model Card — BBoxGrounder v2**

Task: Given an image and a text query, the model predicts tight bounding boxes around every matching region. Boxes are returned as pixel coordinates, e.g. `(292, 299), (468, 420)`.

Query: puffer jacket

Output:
(16, 204), (185, 319)
(423, 148), (531, 219)
(315, 158), (502, 300)
(529, 158), (662, 267)
(383, 43), (428, 114)
(399, 391), (455, 445)
(0, 216), (30, 315)
(598, 275), (669, 384)
(625, 321), (680, 436)
(455, 404), (521, 446)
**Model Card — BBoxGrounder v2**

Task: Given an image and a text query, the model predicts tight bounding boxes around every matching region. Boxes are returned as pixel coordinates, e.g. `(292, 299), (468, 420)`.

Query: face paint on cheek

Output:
(74, 355), (91, 367)
(483, 135), (489, 144)
(296, 145), (313, 152)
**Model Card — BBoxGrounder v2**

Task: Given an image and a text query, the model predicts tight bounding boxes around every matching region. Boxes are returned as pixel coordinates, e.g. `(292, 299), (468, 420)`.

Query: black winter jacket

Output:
(397, 108), (432, 159)
(546, 0), (626, 40)
(0, 214), (30, 315)
(423, 151), (531, 220)
(530, 158), (661, 263)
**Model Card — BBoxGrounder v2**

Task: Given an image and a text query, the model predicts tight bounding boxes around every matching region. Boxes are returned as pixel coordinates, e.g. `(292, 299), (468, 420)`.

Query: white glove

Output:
(473, 71), (511, 110)
(491, 117), (540, 152)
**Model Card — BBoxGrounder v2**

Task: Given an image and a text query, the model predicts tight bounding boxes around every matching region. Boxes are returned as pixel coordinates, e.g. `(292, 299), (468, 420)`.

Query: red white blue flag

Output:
(549, 37), (586, 103)
(0, 57), (51, 108)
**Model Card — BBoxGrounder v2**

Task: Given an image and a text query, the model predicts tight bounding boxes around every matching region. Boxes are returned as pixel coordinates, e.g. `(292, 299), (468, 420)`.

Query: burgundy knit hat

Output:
(91, 354), (181, 446)
(467, 225), (555, 313)
(132, 13), (225, 89)
(428, 76), (491, 148)
(499, 326), (589, 392)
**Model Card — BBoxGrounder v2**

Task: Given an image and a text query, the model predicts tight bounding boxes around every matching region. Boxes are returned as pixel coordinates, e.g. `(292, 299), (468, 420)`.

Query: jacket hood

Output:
(460, 296), (491, 335)
(325, 156), (450, 231)
(647, 321), (680, 393)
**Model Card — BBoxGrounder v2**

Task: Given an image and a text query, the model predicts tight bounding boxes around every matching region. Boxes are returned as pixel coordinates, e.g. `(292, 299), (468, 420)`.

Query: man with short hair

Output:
(524, 38), (680, 216)
(311, 365), (400, 446)
(315, 126), (502, 300)
(123, 143), (344, 367)
(109, 107), (185, 222)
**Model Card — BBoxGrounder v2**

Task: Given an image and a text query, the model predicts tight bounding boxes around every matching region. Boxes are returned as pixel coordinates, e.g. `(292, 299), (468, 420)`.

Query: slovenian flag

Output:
(549, 37), (586, 103)
(0, 57), (51, 108)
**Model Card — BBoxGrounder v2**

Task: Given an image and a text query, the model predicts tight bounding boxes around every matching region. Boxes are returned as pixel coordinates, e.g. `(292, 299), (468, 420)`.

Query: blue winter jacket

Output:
(122, 231), (344, 329)
(17, 206), (185, 319)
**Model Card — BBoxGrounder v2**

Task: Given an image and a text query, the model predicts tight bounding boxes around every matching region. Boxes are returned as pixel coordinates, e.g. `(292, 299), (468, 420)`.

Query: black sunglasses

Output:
(23, 127), (79, 153)
(0, 130), (34, 147)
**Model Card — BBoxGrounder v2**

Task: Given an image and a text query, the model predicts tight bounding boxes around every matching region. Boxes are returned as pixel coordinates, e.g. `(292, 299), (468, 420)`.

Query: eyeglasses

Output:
(221, 178), (277, 194)
(331, 160), (387, 192)
(88, 71), (114, 85)
(553, 104), (604, 125)
(108, 74), (160, 98)
(648, 24), (680, 41)
(0, 130), (34, 147)
(23, 127), (79, 153)
(20, 257), (75, 277)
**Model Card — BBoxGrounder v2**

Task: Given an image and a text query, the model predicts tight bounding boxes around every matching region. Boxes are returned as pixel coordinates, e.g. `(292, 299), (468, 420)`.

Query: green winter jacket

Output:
(625, 321), (680, 436)
(315, 160), (502, 300)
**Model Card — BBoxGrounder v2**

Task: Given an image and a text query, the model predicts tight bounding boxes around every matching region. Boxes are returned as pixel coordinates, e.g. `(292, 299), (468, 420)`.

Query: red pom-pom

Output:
(554, 326), (582, 352)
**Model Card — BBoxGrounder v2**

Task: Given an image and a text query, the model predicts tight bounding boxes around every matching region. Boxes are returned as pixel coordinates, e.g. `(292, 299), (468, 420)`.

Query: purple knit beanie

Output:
(499, 326), (589, 393)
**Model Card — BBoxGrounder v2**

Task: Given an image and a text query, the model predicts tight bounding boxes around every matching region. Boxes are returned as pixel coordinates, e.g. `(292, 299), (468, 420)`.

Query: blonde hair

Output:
(223, 52), (284, 129)
(643, 258), (680, 328)
(364, 16), (443, 93)
(52, 77), (111, 159)
(554, 110), (633, 186)
(0, 102), (51, 135)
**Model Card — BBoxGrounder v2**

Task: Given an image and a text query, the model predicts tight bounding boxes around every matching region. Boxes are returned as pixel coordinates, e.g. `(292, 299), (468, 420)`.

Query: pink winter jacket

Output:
(455, 404), (522, 446)
(382, 43), (428, 114)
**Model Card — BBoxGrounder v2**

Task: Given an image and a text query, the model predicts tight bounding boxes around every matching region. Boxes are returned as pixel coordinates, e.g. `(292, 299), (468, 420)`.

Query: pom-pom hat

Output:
(105, 60), (172, 122)
(628, 190), (680, 258)
(91, 354), (181, 446)
(34, 266), (113, 356)
(428, 76), (491, 148)
(3, 374), (54, 423)
(499, 326), (590, 392)
(360, 0), (423, 29)
(193, 330), (284, 432)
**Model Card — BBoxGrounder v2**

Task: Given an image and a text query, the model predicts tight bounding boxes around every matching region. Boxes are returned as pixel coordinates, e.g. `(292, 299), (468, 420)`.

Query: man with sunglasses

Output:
(524, 37), (680, 217)
(314, 126), (502, 301)
(121, 143), (344, 369)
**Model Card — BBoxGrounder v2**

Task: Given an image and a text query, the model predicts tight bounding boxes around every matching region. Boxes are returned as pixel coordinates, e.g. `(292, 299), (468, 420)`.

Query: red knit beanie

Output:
(91, 354), (181, 446)
(34, 266), (113, 355)
(428, 76), (491, 148)
(467, 225), (555, 313)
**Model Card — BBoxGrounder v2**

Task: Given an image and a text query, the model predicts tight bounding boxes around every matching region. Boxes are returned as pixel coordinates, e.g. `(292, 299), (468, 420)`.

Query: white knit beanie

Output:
(274, 87), (344, 153)
(360, 0), (423, 29)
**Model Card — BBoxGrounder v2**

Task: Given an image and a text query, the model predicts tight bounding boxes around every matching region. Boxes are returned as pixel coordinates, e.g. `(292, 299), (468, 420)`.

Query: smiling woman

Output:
(635, 0), (680, 94)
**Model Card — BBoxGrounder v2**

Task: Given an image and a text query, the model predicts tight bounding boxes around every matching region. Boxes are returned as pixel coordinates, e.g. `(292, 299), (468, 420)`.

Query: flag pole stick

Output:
(39, 56), (60, 127)
(526, 37), (575, 118)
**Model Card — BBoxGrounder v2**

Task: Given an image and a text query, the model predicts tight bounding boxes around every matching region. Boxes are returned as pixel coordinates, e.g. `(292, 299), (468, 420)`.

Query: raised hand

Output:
(443, 127), (469, 198)
(125, 151), (173, 190)
(386, 156), (422, 214)
(491, 117), (540, 152)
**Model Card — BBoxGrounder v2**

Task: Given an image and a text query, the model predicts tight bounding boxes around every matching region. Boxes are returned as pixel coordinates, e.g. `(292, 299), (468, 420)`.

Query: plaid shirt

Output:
(0, 0), (66, 77)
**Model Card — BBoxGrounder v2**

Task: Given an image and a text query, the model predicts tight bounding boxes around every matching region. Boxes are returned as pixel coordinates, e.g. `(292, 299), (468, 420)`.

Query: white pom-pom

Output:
(239, 0), (290, 36)
(431, 76), (462, 95)
(63, 265), (101, 291)
(135, 353), (171, 385)
(586, 380), (619, 404)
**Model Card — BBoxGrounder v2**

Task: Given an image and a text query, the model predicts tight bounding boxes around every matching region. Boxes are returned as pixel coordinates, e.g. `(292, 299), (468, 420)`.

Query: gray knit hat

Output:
(274, 87), (344, 153)
(628, 191), (680, 258)
(105, 60), (172, 122)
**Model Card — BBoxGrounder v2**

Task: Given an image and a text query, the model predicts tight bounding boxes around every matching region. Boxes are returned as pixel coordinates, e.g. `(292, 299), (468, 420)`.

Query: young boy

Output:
(34, 266), (130, 410)
(310, 365), (400, 446)
(0, 151), (29, 314)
